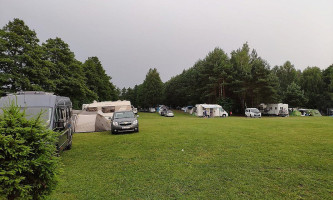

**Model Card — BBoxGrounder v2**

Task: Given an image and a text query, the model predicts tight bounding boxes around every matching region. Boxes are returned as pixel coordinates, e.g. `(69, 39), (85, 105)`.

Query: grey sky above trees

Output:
(1, 0), (332, 88)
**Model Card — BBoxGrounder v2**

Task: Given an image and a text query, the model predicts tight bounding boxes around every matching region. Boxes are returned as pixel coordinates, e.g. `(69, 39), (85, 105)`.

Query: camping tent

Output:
(290, 110), (301, 116)
(308, 109), (322, 116)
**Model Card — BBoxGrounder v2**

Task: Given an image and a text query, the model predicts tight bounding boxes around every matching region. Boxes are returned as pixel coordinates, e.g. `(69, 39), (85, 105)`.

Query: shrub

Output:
(0, 101), (61, 200)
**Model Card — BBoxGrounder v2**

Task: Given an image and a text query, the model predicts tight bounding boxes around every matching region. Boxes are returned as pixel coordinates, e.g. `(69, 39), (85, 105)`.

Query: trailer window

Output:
(87, 107), (97, 112)
(102, 106), (115, 113)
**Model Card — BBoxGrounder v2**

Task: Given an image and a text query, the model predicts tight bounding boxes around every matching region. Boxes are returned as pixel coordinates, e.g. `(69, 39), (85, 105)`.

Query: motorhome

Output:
(195, 104), (228, 117)
(259, 103), (289, 117)
(0, 91), (73, 152)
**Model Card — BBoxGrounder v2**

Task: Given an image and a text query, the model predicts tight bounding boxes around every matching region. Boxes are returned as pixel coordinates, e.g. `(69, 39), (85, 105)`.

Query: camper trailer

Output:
(259, 103), (289, 117)
(75, 100), (132, 133)
(84, 100), (132, 120)
(195, 104), (228, 117)
(0, 91), (73, 152)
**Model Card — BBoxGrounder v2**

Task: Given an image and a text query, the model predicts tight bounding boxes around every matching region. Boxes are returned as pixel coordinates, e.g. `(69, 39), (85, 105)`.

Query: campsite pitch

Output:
(49, 112), (333, 199)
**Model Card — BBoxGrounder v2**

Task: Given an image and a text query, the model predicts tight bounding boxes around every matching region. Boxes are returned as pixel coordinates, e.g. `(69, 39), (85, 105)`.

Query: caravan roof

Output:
(86, 100), (131, 108)
(0, 91), (71, 108)
(199, 104), (221, 109)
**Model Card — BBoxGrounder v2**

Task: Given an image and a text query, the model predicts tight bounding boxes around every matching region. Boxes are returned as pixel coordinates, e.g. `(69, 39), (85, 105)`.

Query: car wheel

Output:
(222, 114), (226, 117)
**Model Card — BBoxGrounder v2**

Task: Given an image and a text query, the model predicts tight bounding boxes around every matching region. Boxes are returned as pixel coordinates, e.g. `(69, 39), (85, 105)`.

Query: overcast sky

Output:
(1, 0), (332, 88)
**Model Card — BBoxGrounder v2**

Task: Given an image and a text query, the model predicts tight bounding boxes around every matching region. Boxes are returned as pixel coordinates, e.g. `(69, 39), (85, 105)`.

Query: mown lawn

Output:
(49, 112), (333, 200)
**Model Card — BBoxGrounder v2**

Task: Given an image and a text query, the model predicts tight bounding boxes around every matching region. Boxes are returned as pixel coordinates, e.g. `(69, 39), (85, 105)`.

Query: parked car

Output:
(245, 108), (261, 118)
(165, 110), (174, 117)
(0, 91), (74, 152)
(111, 111), (139, 134)
(149, 107), (156, 113)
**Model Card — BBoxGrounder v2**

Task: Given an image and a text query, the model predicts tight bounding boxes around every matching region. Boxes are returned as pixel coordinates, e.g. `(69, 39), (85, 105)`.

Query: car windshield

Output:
(250, 108), (260, 112)
(167, 111), (173, 113)
(114, 111), (135, 119)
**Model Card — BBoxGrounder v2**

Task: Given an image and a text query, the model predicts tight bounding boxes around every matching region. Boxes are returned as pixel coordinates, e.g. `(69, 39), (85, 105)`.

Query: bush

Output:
(0, 101), (61, 200)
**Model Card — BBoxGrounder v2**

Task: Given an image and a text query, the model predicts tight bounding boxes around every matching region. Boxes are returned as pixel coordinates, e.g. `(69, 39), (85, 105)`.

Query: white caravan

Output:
(84, 100), (132, 119)
(259, 103), (289, 117)
(75, 100), (132, 132)
(195, 104), (228, 117)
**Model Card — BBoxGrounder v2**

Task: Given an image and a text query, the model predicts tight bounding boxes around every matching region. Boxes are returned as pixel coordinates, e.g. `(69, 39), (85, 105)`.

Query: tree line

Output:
(0, 19), (118, 109)
(121, 44), (333, 113)
(1, 19), (332, 113)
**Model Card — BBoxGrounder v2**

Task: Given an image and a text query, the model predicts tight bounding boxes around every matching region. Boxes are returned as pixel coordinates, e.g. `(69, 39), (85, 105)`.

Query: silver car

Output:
(111, 111), (139, 134)
(245, 108), (261, 118)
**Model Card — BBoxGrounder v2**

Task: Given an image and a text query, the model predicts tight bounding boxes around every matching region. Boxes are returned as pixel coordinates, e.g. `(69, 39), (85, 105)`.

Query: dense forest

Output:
(1, 19), (332, 113)
(121, 45), (333, 113)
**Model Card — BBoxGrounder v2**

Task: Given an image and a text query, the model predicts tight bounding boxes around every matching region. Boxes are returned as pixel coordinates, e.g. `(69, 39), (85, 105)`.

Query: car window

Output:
(114, 111), (135, 119)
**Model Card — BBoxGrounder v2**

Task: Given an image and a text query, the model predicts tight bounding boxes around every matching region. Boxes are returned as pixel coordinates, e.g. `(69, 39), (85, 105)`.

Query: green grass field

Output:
(49, 111), (333, 200)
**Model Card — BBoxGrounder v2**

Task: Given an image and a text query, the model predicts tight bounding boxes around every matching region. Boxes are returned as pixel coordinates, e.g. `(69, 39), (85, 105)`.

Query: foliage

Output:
(284, 82), (307, 107)
(120, 42), (332, 113)
(0, 18), (48, 93)
(162, 43), (279, 113)
(272, 61), (299, 99)
(82, 57), (117, 101)
(301, 67), (324, 109)
(138, 68), (163, 107)
(41, 38), (99, 109)
(217, 97), (233, 112)
(1, 18), (332, 112)
(0, 101), (60, 200)
(0, 19), (118, 109)
(322, 65), (333, 109)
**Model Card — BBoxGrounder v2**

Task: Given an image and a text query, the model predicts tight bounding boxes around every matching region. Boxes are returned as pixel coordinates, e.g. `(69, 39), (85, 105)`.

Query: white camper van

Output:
(259, 103), (289, 117)
(0, 91), (73, 152)
(195, 104), (228, 117)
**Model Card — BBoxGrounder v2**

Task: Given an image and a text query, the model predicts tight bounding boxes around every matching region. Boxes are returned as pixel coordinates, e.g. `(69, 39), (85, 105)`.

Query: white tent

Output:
(74, 111), (111, 133)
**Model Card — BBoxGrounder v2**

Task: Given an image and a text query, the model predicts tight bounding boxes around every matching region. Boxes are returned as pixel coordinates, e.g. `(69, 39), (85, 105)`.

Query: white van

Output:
(245, 108), (261, 118)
